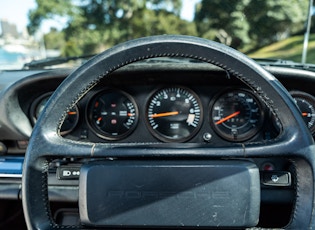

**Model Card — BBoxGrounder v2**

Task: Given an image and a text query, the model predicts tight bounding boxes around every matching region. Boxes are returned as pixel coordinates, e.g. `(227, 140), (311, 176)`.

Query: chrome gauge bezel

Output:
(209, 88), (264, 142)
(145, 86), (203, 142)
(87, 89), (139, 140)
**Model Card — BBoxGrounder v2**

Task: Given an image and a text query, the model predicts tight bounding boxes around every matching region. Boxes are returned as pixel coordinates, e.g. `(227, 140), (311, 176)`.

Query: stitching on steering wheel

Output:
(288, 159), (298, 228)
(23, 37), (314, 229)
(50, 49), (286, 229)
(40, 159), (59, 228)
(56, 52), (282, 144)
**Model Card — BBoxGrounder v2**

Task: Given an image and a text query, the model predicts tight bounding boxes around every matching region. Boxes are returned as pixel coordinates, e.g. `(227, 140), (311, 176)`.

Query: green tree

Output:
(245, 0), (308, 49)
(28, 0), (194, 56)
(28, 0), (79, 35)
(194, 0), (308, 51)
(44, 28), (65, 50)
(194, 0), (250, 49)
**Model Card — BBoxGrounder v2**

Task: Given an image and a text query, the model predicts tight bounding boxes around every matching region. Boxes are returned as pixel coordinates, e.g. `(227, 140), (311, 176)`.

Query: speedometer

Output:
(210, 89), (264, 142)
(146, 87), (202, 142)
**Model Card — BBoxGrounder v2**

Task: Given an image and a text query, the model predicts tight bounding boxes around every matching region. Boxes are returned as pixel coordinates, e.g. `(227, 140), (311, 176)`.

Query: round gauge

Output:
(31, 93), (79, 135)
(34, 95), (50, 120)
(290, 91), (315, 134)
(60, 106), (80, 135)
(210, 89), (264, 142)
(88, 90), (138, 140)
(146, 87), (202, 142)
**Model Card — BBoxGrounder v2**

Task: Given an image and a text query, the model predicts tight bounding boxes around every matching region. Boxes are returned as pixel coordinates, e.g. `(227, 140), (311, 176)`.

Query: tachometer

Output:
(88, 90), (138, 140)
(146, 87), (202, 142)
(290, 91), (315, 134)
(210, 89), (264, 142)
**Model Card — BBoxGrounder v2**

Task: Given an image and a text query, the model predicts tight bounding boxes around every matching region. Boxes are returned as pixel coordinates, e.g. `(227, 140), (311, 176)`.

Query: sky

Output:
(0, 0), (200, 34)
(0, 0), (36, 32)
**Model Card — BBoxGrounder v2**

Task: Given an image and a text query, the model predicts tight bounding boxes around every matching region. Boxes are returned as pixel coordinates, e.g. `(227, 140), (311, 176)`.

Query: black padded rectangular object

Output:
(79, 160), (260, 227)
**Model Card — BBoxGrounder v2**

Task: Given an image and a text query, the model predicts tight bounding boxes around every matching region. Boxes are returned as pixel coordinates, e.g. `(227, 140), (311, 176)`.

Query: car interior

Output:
(1, 1), (315, 230)
(0, 35), (314, 229)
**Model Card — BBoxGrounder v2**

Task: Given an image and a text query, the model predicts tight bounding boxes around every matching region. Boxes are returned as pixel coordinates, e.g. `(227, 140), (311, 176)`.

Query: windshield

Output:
(0, 0), (313, 69)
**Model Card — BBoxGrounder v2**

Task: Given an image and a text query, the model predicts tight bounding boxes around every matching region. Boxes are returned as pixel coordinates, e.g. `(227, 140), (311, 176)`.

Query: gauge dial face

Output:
(210, 89), (263, 142)
(60, 106), (80, 135)
(291, 91), (315, 134)
(146, 87), (202, 142)
(88, 90), (138, 140)
(31, 93), (79, 135)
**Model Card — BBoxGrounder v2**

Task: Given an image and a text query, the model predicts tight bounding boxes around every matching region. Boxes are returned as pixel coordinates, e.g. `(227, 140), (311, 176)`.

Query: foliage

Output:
(28, 0), (192, 56)
(28, 0), (78, 35)
(194, 0), (251, 48)
(194, 0), (308, 50)
(28, 0), (309, 56)
(43, 28), (65, 50)
(245, 0), (308, 49)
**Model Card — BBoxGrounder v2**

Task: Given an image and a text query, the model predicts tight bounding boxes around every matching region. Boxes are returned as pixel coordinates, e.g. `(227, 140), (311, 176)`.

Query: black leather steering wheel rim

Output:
(22, 35), (315, 229)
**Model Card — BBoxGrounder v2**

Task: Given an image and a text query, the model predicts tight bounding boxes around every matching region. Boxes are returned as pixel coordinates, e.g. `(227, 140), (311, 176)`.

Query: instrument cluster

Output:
(29, 78), (315, 144)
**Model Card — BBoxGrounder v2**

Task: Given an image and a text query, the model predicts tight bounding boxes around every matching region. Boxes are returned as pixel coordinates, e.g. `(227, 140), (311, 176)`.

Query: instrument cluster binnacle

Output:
(31, 85), (315, 143)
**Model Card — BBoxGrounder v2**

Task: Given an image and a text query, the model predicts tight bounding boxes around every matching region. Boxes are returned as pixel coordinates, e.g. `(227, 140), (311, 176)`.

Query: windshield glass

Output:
(0, 0), (313, 69)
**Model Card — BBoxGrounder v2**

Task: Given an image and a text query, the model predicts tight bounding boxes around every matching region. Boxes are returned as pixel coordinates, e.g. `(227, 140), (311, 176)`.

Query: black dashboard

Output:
(0, 60), (315, 227)
(47, 68), (277, 145)
(1, 62), (314, 148)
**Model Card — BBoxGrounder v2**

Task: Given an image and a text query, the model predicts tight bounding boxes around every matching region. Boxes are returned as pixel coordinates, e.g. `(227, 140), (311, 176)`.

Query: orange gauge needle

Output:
(149, 111), (179, 118)
(302, 112), (309, 117)
(215, 111), (240, 125)
(67, 111), (77, 115)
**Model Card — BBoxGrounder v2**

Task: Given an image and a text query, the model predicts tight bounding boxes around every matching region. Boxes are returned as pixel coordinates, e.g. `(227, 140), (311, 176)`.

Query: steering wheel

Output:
(22, 35), (315, 229)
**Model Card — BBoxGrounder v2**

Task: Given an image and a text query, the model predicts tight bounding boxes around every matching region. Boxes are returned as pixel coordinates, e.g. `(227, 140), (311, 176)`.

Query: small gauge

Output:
(60, 106), (80, 135)
(290, 91), (315, 134)
(31, 93), (79, 135)
(88, 90), (138, 140)
(210, 89), (264, 142)
(146, 87), (202, 142)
